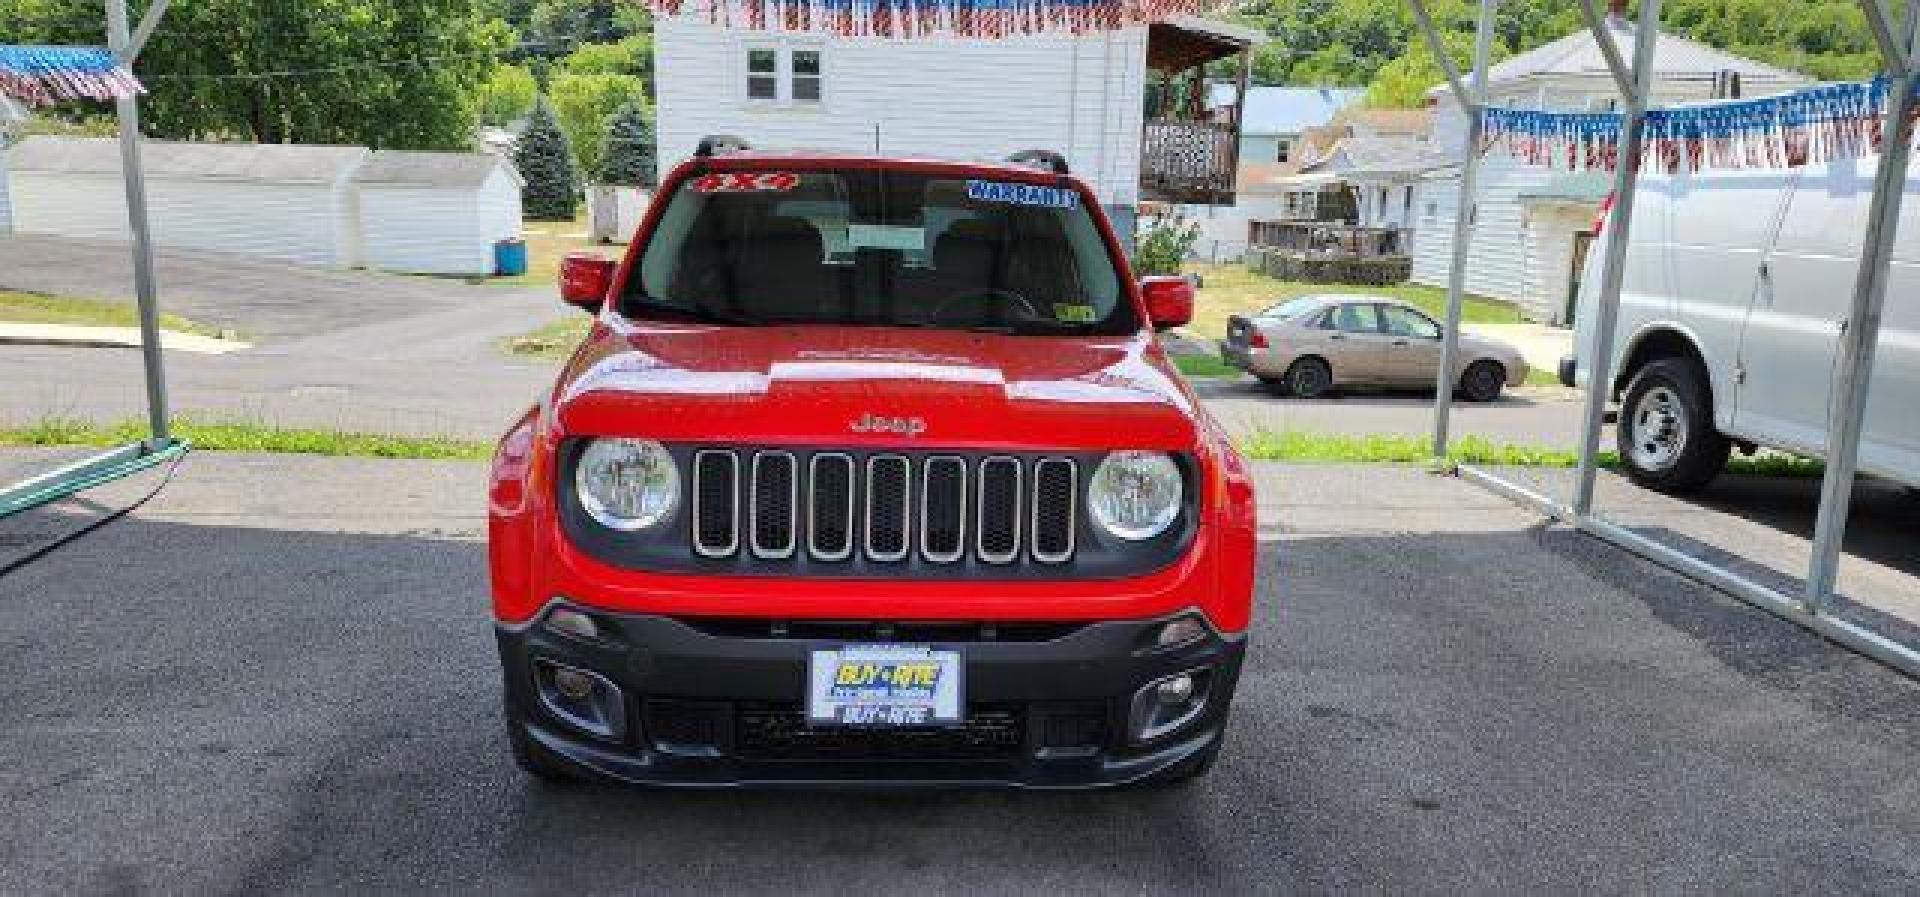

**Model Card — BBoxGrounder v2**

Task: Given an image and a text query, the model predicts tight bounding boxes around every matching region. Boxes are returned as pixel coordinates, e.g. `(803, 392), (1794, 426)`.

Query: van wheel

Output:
(1459, 361), (1506, 403)
(1284, 357), (1333, 399)
(1618, 358), (1729, 493)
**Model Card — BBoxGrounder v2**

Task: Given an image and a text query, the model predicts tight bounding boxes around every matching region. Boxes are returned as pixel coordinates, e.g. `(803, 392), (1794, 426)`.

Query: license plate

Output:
(807, 644), (963, 727)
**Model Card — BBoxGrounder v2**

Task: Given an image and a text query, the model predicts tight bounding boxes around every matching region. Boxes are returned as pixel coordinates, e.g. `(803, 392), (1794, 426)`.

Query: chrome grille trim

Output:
(1030, 457), (1078, 564)
(975, 456), (1023, 564)
(863, 454), (912, 562)
(807, 453), (856, 561)
(691, 450), (739, 558)
(918, 455), (968, 563)
(749, 451), (798, 559)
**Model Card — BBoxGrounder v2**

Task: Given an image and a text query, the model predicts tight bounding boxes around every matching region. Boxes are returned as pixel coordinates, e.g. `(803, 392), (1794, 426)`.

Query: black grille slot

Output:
(692, 451), (738, 557)
(976, 458), (1022, 563)
(920, 456), (967, 562)
(751, 452), (797, 558)
(865, 455), (911, 561)
(808, 454), (855, 561)
(735, 702), (1024, 760)
(1031, 458), (1077, 563)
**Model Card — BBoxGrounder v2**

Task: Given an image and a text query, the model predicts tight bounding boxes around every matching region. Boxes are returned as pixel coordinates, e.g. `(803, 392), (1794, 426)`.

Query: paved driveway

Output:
(2, 453), (1916, 893)
(0, 233), (563, 352)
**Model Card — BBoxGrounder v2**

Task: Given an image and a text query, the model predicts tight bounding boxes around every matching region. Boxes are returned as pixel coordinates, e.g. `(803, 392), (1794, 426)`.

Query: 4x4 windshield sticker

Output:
(1053, 303), (1097, 323)
(693, 172), (800, 193)
(966, 179), (1078, 209)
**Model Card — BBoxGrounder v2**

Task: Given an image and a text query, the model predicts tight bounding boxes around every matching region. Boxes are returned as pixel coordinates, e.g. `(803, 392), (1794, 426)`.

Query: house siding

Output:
(655, 14), (1148, 207)
(10, 172), (352, 266)
(358, 168), (523, 276)
(1411, 155), (1556, 314)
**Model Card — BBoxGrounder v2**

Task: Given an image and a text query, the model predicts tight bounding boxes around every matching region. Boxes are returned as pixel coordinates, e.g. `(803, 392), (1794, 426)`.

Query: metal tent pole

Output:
(1805, 0), (1919, 608)
(1420, 0), (1498, 457)
(106, 0), (171, 446)
(1571, 0), (1660, 515)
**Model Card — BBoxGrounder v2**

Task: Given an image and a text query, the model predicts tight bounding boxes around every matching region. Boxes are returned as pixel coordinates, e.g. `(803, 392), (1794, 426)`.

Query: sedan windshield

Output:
(624, 168), (1133, 334)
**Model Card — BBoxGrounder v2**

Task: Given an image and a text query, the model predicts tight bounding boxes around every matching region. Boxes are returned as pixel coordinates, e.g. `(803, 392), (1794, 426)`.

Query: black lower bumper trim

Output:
(497, 609), (1245, 788)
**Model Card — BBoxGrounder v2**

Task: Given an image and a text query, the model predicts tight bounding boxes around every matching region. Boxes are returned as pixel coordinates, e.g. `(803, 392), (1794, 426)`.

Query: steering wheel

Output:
(927, 288), (1045, 327)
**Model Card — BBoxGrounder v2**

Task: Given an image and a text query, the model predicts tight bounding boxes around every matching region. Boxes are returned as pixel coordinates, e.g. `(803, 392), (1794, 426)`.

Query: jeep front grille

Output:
(691, 450), (1078, 565)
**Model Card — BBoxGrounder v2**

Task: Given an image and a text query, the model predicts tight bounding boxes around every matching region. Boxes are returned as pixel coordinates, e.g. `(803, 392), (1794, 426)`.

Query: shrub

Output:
(1135, 211), (1202, 276)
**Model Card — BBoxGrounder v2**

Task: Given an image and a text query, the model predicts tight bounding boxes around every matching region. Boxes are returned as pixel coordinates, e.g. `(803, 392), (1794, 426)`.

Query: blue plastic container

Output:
(494, 238), (529, 277)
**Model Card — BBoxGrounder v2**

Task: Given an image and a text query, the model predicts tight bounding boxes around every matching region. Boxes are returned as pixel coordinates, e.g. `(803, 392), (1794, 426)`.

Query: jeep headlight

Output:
(575, 438), (679, 531)
(1087, 451), (1183, 541)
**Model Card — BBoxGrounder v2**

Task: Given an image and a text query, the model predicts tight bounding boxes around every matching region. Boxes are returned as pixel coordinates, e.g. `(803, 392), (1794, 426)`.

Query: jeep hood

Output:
(551, 321), (1200, 450)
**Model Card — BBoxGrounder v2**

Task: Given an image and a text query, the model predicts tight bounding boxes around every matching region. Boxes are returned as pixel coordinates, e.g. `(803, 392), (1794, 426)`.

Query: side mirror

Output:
(1139, 276), (1195, 332)
(559, 253), (617, 313)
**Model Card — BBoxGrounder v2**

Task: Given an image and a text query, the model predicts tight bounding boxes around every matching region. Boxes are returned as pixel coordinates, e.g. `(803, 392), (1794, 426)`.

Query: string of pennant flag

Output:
(646, 0), (1220, 38)
(0, 45), (143, 107)
(1480, 79), (1913, 173)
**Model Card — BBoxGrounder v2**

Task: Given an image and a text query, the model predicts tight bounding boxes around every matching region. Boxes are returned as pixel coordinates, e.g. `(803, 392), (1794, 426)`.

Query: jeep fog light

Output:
(1088, 451), (1182, 541)
(534, 659), (627, 741)
(576, 438), (679, 531)
(1129, 668), (1212, 743)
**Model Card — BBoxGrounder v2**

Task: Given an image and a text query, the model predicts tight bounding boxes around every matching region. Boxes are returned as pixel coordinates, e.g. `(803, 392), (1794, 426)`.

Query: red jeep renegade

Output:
(488, 141), (1258, 788)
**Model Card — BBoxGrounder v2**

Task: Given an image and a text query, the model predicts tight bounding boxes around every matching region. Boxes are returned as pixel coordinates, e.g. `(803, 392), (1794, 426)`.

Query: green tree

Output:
(517, 96), (579, 220)
(2, 0), (514, 150)
(549, 70), (645, 179)
(598, 101), (655, 187)
(475, 64), (539, 126)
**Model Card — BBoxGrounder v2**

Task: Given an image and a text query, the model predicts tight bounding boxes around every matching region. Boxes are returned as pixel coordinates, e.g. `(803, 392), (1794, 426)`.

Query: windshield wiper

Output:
(622, 299), (757, 327)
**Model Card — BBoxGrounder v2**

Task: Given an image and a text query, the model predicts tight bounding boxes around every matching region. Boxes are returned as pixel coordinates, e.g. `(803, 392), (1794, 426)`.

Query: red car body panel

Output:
(489, 154), (1257, 635)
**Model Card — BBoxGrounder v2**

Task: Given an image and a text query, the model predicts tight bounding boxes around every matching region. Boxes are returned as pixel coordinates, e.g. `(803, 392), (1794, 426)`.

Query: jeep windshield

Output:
(623, 167), (1136, 335)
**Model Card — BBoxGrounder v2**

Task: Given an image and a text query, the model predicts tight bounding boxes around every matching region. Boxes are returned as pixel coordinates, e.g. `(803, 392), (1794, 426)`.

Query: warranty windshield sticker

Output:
(693, 172), (800, 193)
(966, 179), (1078, 209)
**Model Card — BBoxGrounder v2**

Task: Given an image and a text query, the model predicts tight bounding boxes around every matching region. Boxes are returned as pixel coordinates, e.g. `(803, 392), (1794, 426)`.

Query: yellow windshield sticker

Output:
(1054, 303), (1097, 323)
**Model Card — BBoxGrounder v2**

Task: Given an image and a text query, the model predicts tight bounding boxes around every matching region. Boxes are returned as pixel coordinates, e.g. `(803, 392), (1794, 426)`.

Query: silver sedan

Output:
(1219, 295), (1529, 401)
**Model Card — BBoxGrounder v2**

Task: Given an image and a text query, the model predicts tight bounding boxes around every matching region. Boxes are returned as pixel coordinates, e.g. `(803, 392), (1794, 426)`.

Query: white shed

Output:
(351, 150), (524, 277)
(5, 136), (369, 266)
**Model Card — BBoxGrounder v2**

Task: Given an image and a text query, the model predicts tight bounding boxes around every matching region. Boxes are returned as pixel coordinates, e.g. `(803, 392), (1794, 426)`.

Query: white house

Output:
(1175, 85), (1363, 260)
(1411, 10), (1808, 323)
(352, 150), (524, 276)
(6, 136), (371, 267)
(652, 4), (1261, 236)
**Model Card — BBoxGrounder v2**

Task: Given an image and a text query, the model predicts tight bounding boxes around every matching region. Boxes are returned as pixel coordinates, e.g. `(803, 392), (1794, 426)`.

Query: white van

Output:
(1563, 155), (1920, 493)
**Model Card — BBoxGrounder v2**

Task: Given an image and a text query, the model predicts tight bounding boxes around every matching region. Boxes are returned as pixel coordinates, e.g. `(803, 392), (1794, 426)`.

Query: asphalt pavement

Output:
(3, 451), (1917, 893)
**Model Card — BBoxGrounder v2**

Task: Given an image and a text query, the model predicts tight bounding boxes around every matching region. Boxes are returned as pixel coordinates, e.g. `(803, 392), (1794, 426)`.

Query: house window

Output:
(1276, 138), (1292, 164)
(744, 46), (823, 105)
(746, 49), (779, 100)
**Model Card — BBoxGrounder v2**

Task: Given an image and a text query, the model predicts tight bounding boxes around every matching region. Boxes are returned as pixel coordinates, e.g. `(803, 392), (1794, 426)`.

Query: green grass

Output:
(1172, 353), (1238, 378)
(1237, 427), (1826, 478)
(1184, 263), (1525, 342)
(0, 419), (491, 460)
(0, 290), (228, 339)
(503, 315), (593, 359)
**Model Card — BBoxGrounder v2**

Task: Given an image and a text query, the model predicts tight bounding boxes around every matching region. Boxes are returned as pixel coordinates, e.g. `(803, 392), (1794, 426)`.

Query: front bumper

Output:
(498, 607), (1245, 788)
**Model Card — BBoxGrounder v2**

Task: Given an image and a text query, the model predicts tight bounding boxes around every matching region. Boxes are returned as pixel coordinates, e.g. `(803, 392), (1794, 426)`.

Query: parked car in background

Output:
(1220, 295), (1528, 401)
(1563, 157), (1920, 494)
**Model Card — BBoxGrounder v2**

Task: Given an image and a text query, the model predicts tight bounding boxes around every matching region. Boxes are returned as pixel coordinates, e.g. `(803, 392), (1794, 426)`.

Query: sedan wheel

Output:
(1285, 357), (1333, 399)
(1459, 361), (1505, 403)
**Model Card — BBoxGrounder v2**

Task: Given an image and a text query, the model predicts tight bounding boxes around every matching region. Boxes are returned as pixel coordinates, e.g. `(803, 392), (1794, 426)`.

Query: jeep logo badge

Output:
(850, 413), (927, 438)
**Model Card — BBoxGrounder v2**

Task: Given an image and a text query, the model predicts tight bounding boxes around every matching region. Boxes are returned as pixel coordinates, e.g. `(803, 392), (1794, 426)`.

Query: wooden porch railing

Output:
(1249, 220), (1413, 259)
(1140, 119), (1236, 204)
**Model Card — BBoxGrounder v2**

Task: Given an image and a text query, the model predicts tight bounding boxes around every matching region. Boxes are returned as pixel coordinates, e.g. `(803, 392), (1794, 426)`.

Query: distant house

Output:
(652, 3), (1262, 237)
(1412, 11), (1809, 323)
(3, 136), (524, 275)
(1174, 85), (1362, 259)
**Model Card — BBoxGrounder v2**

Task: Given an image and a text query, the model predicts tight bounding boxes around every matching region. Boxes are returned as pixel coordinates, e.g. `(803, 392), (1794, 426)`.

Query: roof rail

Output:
(695, 135), (751, 158)
(1005, 149), (1070, 175)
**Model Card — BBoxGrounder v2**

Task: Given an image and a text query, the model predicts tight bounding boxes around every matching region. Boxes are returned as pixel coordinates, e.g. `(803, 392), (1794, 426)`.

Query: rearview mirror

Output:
(1139, 276), (1195, 332)
(559, 254), (617, 313)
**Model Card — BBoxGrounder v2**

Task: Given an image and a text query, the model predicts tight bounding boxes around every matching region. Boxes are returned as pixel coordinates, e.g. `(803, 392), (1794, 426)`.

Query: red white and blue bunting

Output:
(0, 45), (144, 107)
(648, 0), (1221, 38)
(1480, 80), (1909, 173)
